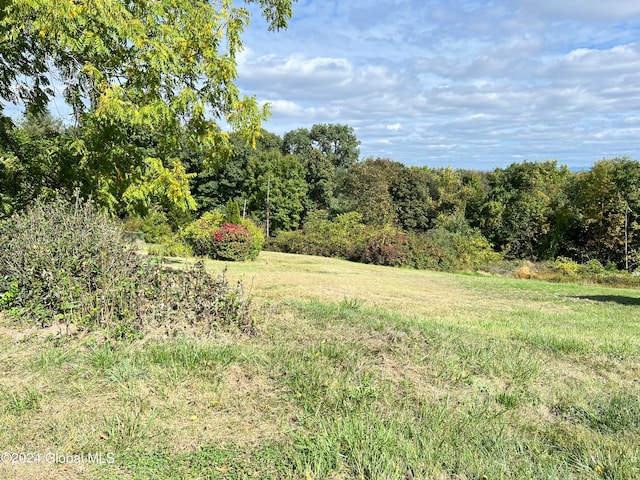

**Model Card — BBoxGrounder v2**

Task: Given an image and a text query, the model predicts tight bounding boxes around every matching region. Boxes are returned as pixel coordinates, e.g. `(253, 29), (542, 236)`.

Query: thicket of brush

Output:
(0, 196), (252, 338)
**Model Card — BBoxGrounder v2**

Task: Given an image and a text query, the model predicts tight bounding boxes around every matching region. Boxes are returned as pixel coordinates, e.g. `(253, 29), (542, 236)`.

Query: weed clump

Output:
(0, 196), (252, 337)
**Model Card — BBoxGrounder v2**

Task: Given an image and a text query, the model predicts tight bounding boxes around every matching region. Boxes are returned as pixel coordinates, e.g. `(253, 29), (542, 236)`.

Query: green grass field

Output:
(1, 251), (639, 479)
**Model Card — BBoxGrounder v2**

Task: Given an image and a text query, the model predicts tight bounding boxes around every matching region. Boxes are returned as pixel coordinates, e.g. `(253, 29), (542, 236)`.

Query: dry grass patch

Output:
(199, 251), (628, 322)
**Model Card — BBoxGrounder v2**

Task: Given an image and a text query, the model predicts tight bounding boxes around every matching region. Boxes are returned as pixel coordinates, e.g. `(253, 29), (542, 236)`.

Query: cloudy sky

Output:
(237, 0), (640, 170)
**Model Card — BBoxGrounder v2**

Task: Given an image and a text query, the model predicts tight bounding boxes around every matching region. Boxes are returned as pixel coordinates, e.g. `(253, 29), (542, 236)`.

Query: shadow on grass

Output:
(574, 295), (640, 306)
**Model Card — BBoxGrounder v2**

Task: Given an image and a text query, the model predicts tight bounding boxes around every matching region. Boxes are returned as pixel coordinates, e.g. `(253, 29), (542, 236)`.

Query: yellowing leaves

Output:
(68, 3), (84, 19)
(2, 0), (294, 214)
(145, 158), (197, 212)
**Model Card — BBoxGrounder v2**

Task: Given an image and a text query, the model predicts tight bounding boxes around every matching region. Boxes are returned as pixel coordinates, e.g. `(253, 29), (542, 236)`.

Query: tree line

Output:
(186, 123), (639, 270)
(0, 115), (640, 268)
(4, 113), (636, 269)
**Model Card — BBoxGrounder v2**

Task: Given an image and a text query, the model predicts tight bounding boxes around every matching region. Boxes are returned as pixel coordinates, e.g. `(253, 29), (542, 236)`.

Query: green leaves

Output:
(0, 0), (294, 214)
(481, 160), (571, 260)
(571, 157), (640, 267)
(246, 0), (297, 31)
(246, 150), (307, 234)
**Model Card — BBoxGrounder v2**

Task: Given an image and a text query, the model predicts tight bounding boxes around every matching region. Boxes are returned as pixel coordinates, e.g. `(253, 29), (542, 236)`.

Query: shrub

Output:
(400, 227), (501, 272)
(224, 199), (242, 225)
(0, 196), (252, 336)
(121, 214), (144, 233)
(552, 257), (581, 277)
(448, 230), (503, 268)
(267, 211), (369, 259)
(0, 195), (141, 329)
(138, 259), (253, 335)
(242, 219), (264, 260)
(606, 261), (620, 273)
(581, 259), (606, 275)
(147, 238), (194, 258)
(424, 216), (503, 271)
(182, 212), (261, 261)
(209, 223), (253, 261)
(405, 231), (458, 271)
(357, 227), (409, 266)
(327, 212), (370, 259)
(268, 212), (501, 272)
(139, 206), (173, 244)
(265, 229), (309, 254)
(181, 211), (225, 255)
(504, 257), (640, 287)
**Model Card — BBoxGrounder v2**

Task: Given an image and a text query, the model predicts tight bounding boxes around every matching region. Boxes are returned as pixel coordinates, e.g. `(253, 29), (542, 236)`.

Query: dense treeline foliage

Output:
(187, 127), (640, 271)
(2, 112), (639, 271)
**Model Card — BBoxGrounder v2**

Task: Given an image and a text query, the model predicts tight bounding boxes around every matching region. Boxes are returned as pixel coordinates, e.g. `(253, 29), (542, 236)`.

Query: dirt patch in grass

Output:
(0, 322), (80, 343)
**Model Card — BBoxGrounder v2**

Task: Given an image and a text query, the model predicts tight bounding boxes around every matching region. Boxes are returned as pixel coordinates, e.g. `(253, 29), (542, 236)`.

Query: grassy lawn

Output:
(1, 251), (639, 479)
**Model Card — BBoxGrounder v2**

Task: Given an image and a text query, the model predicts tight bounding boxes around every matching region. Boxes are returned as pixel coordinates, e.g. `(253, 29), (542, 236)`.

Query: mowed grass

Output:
(0, 251), (639, 479)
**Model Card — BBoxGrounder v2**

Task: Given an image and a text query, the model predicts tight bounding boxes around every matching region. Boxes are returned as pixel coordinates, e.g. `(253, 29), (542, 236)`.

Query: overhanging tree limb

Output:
(0, 0), (295, 213)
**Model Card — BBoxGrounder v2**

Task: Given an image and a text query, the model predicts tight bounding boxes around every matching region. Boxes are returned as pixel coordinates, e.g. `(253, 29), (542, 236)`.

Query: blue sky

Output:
(237, 0), (640, 170)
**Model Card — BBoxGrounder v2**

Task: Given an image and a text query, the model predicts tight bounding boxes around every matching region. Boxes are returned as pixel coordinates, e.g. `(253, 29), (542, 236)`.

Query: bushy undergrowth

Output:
(124, 207), (194, 258)
(268, 212), (501, 272)
(0, 197), (252, 337)
(135, 206), (174, 244)
(127, 205), (265, 262)
(147, 239), (194, 258)
(242, 219), (265, 260)
(357, 228), (410, 267)
(180, 210), (225, 252)
(267, 212), (369, 259)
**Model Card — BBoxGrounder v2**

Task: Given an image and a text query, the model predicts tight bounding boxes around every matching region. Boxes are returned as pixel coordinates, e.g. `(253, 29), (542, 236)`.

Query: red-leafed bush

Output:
(182, 212), (263, 261)
(209, 223), (253, 261)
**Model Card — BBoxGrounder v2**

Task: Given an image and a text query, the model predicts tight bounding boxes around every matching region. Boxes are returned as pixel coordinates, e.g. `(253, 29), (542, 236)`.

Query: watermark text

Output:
(1, 451), (115, 465)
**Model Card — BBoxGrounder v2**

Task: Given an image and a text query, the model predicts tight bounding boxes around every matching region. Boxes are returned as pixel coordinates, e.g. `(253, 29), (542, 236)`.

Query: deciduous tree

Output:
(341, 158), (403, 226)
(245, 150), (307, 234)
(481, 160), (571, 259)
(283, 124), (360, 170)
(0, 0), (294, 213)
(571, 157), (640, 267)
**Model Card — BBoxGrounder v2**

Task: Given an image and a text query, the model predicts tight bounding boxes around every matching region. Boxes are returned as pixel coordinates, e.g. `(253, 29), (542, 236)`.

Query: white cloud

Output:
(267, 100), (306, 117)
(238, 50), (401, 102)
(550, 44), (640, 76)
